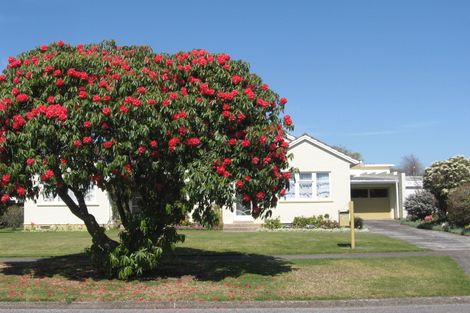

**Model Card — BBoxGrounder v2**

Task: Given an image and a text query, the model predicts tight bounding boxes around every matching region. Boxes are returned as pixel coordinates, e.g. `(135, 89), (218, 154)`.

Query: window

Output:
(370, 189), (388, 198)
(351, 189), (368, 198)
(284, 172), (330, 200)
(351, 188), (388, 199)
(316, 173), (330, 198)
(299, 173), (313, 198)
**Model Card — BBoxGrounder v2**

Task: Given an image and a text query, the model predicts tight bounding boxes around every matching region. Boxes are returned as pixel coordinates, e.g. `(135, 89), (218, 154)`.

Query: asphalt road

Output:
(1, 303), (470, 313)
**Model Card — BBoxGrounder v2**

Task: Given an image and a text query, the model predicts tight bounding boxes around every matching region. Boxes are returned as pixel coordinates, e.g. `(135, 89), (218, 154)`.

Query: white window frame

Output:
(282, 172), (332, 202)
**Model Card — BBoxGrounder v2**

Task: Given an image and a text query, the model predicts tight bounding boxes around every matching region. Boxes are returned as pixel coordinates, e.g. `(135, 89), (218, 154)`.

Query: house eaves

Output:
(288, 133), (361, 166)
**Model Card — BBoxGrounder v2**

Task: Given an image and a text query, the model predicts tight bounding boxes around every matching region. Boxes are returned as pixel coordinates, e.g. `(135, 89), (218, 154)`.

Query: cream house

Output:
(24, 133), (421, 229)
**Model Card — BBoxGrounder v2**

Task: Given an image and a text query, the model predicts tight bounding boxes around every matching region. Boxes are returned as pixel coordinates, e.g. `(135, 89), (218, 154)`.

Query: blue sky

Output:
(1, 0), (469, 166)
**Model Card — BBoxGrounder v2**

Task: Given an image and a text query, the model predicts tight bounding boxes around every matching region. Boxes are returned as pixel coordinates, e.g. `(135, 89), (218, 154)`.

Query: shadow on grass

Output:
(1, 248), (293, 282)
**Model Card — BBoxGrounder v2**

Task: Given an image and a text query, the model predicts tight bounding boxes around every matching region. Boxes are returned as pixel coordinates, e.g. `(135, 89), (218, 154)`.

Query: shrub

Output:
(292, 214), (339, 229)
(404, 191), (439, 221)
(423, 155), (470, 214)
(0, 205), (23, 229)
(447, 183), (470, 227)
(354, 217), (363, 229)
(263, 217), (282, 230)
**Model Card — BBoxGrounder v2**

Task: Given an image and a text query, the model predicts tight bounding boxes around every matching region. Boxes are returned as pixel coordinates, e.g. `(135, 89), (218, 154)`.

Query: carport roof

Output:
(350, 173), (399, 184)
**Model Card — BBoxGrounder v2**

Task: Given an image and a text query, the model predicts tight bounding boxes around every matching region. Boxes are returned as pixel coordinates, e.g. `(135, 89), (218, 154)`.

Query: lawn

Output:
(0, 229), (423, 258)
(0, 256), (469, 301)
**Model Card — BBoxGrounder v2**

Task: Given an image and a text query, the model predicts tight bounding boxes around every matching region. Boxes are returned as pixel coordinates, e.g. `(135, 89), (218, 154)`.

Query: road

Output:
(1, 303), (470, 313)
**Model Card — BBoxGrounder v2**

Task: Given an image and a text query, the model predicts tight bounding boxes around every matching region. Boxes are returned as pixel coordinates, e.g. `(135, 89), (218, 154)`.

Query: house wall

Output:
(224, 139), (352, 224)
(24, 186), (113, 229)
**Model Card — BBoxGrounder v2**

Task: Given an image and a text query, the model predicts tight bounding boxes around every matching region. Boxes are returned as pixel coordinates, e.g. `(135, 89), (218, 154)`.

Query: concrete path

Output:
(366, 220), (470, 275)
(366, 220), (470, 251)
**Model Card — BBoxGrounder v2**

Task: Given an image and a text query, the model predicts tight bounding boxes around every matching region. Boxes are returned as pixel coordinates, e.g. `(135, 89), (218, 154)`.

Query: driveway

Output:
(366, 220), (470, 275)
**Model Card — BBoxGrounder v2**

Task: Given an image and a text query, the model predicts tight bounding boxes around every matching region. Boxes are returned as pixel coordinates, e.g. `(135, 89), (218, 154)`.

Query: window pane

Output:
(299, 172), (312, 180)
(284, 179), (296, 199)
(299, 182), (313, 198)
(316, 173), (330, 198)
(370, 189), (388, 198)
(351, 189), (368, 198)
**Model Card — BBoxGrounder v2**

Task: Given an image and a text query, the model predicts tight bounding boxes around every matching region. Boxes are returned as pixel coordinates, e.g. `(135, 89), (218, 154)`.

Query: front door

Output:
(234, 201), (253, 221)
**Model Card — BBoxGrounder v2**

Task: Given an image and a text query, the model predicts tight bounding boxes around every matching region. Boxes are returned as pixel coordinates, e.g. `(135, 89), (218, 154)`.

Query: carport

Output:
(350, 174), (403, 220)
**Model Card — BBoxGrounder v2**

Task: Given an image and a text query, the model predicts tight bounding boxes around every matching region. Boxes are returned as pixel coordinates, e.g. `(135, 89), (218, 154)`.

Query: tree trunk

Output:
(109, 186), (130, 229)
(57, 186), (118, 252)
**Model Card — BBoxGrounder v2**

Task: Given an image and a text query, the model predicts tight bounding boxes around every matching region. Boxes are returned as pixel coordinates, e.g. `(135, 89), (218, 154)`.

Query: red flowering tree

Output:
(0, 41), (293, 279)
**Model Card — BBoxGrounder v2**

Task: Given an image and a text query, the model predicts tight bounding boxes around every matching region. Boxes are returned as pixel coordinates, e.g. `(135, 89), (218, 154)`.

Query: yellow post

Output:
(350, 201), (356, 249)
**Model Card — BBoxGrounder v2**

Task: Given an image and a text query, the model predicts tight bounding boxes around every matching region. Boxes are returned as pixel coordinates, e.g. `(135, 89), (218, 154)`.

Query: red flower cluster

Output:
(124, 96), (141, 106)
(83, 136), (93, 144)
(172, 111), (187, 120)
(283, 115), (293, 126)
(40, 169), (54, 181)
(12, 114), (26, 129)
(256, 98), (270, 108)
(67, 68), (88, 81)
(26, 104), (68, 121)
(102, 107), (112, 116)
(16, 93), (29, 103)
(231, 75), (242, 84)
(168, 137), (180, 152)
(199, 83), (215, 96)
(1, 194), (9, 203)
(185, 137), (201, 147)
(102, 141), (114, 149)
(2, 175), (10, 184)
(217, 90), (238, 101)
(244, 88), (255, 100)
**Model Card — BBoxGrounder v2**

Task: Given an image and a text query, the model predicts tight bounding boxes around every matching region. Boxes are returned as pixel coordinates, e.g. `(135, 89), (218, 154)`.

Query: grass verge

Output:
(0, 256), (468, 301)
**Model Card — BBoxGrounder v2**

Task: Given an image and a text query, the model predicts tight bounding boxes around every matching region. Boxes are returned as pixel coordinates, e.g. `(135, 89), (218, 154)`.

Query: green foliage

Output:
(423, 156), (470, 213)
(0, 41), (293, 279)
(404, 190), (439, 221)
(292, 215), (339, 229)
(0, 205), (23, 229)
(263, 217), (282, 229)
(447, 183), (470, 227)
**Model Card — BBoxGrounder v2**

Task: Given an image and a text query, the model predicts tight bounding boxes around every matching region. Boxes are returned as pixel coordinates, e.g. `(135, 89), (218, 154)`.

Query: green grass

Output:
(0, 229), (422, 258)
(0, 256), (468, 301)
(178, 230), (423, 255)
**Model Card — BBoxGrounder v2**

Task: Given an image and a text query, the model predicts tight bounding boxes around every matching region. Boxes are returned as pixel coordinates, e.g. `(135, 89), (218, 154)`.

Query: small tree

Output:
(423, 155), (470, 214)
(447, 183), (470, 227)
(0, 41), (293, 279)
(398, 154), (424, 176)
(404, 190), (438, 221)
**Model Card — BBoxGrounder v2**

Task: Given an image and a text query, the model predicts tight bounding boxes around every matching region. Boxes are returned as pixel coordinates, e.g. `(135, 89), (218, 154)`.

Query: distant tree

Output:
(331, 145), (362, 161)
(398, 154), (424, 176)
